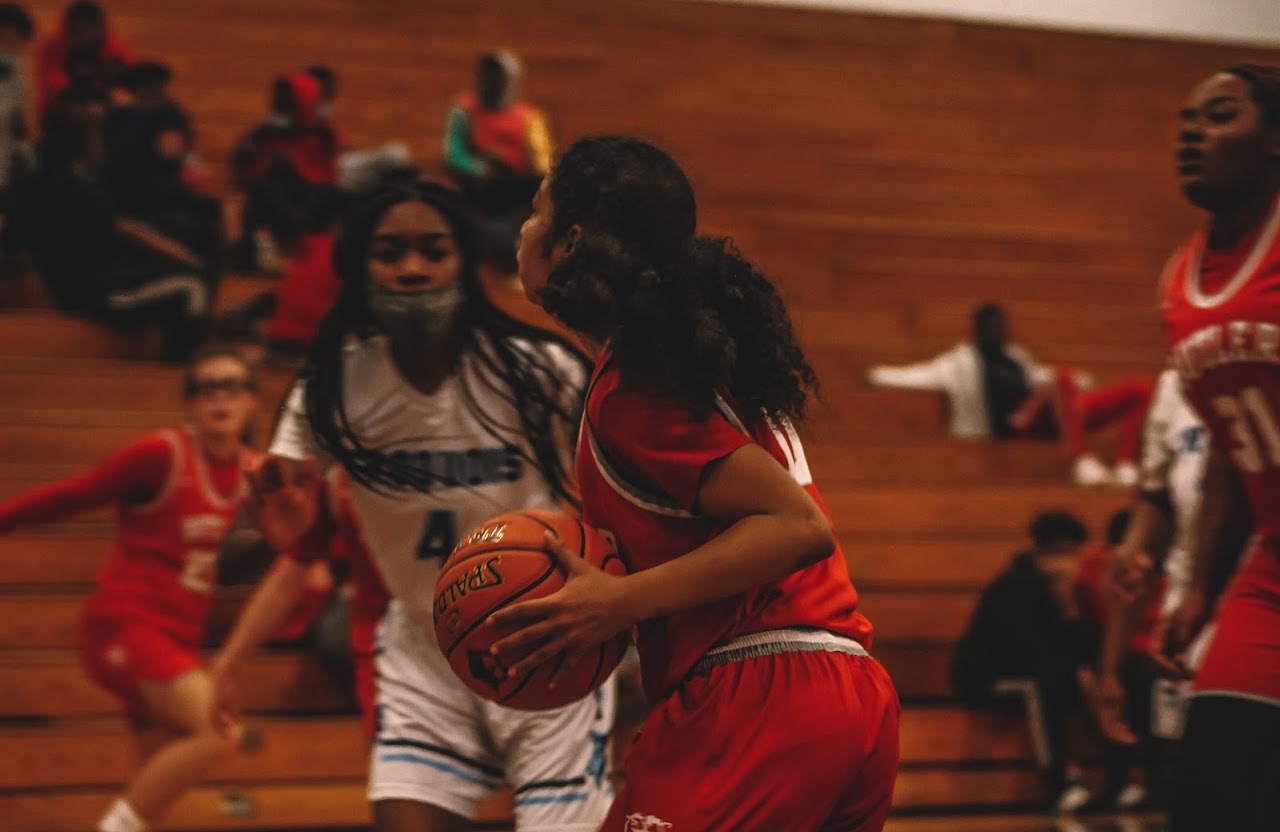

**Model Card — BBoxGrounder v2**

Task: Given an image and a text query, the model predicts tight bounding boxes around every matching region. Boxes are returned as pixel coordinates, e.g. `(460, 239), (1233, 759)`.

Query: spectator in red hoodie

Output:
(231, 71), (343, 273)
(36, 1), (132, 121)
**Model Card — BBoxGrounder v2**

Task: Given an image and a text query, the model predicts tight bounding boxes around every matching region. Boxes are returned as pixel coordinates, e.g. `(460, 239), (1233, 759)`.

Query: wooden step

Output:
(0, 651), (354, 720)
(0, 638), (958, 722)
(0, 705), (1034, 789)
(828, 485), (1128, 537)
(0, 767), (1048, 831)
(0, 588), (977, 648)
(0, 358), (294, 413)
(0, 313), (163, 361)
(0, 532), (1027, 591)
(0, 781), (516, 832)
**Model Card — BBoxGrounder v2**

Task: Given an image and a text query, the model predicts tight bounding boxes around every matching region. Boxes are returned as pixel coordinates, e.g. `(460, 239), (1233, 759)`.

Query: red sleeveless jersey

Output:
(1162, 194), (1280, 539)
(90, 428), (254, 646)
(319, 466), (389, 656)
(577, 349), (873, 704)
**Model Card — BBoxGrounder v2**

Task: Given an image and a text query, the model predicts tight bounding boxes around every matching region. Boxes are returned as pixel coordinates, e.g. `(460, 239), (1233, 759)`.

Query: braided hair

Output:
(536, 136), (818, 422)
(300, 181), (587, 502)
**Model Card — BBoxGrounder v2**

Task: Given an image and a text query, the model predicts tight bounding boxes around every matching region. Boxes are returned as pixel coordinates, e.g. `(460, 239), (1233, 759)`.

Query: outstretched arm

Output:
(0, 436), (172, 532)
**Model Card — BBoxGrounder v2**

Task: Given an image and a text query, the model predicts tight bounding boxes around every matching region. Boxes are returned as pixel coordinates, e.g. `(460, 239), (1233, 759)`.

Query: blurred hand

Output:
(1110, 545), (1155, 606)
(210, 662), (240, 740)
(1153, 589), (1211, 680)
(488, 531), (636, 684)
(245, 456), (320, 552)
(1080, 667), (1137, 745)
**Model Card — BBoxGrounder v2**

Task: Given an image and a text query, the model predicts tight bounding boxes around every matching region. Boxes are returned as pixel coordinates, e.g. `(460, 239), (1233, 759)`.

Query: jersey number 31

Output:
(1213, 386), (1280, 474)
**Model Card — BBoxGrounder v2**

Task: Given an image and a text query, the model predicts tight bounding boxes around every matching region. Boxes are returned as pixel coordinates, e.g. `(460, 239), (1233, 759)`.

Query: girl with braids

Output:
(1134, 64), (1280, 830)
(495, 136), (899, 831)
(234, 181), (615, 832)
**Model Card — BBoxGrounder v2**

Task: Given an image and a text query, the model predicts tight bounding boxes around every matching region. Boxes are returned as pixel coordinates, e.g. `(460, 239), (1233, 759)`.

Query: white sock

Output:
(97, 798), (146, 832)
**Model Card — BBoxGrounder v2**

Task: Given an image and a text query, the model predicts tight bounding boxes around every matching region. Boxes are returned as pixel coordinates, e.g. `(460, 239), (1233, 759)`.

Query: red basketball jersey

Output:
(1162, 194), (1280, 538)
(577, 348), (874, 704)
(89, 428), (254, 645)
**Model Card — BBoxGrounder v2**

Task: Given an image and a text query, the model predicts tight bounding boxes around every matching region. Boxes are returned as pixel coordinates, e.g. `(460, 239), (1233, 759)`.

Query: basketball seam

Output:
(442, 546), (551, 571)
(444, 564), (558, 660)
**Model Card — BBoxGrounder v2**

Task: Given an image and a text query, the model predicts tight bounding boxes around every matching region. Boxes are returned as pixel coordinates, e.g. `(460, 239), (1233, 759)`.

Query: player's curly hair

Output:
(300, 181), (587, 501)
(537, 135), (818, 421)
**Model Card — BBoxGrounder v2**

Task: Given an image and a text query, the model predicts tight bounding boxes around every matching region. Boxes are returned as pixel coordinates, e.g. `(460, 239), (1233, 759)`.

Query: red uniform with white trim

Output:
(0, 428), (253, 724)
(288, 466), (390, 737)
(1162, 192), (1280, 704)
(580, 348), (899, 832)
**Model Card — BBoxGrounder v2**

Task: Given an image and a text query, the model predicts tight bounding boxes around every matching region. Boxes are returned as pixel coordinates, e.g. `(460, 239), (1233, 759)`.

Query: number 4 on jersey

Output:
(416, 509), (457, 560)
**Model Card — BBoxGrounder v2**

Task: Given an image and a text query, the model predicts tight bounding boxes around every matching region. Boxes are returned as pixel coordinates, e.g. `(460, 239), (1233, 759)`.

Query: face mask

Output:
(367, 283), (465, 342)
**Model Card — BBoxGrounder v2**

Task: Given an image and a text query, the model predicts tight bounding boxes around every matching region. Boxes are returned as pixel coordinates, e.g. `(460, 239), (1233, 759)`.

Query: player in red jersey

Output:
(497, 136), (900, 831)
(211, 465), (390, 738)
(0, 345), (259, 832)
(1153, 64), (1280, 831)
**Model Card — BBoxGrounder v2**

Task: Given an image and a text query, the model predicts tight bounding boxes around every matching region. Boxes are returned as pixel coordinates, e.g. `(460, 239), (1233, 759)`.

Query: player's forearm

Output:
(211, 559), (309, 676)
(622, 510), (834, 624)
(1188, 447), (1251, 604)
(1120, 493), (1174, 563)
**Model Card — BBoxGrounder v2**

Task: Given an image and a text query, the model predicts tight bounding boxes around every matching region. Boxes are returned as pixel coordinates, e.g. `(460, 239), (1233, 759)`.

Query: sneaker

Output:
(1055, 782), (1094, 814)
(1073, 455), (1111, 487)
(1115, 783), (1148, 811)
(1112, 460), (1140, 489)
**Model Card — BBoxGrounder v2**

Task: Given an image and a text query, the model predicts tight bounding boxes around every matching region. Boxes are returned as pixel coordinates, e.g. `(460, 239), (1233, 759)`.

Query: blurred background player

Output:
(1154, 63), (1280, 832)
(1098, 368), (1231, 809)
(245, 181), (616, 832)
(0, 345), (259, 832)
(503, 135), (899, 832)
(0, 2), (33, 215)
(868, 302), (1153, 487)
(36, 0), (133, 121)
(212, 464), (388, 738)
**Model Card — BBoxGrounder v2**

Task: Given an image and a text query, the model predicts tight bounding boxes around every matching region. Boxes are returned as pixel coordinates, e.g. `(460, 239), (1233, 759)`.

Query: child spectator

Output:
(36, 1), (132, 120)
(950, 510), (1099, 813)
(0, 3), (33, 211)
(231, 71), (342, 272)
(867, 302), (1153, 487)
(442, 50), (551, 264)
(304, 64), (412, 195)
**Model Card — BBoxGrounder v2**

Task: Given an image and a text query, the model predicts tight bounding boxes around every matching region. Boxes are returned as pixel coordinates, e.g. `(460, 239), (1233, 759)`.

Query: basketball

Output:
(432, 510), (629, 711)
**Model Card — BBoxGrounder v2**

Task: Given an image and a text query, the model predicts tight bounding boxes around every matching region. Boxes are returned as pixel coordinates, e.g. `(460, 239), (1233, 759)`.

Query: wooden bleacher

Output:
(2, 0), (1277, 829)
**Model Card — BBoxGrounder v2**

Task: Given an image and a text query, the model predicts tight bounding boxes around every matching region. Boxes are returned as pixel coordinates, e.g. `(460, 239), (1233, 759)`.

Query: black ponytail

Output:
(538, 135), (817, 421)
(299, 181), (588, 502)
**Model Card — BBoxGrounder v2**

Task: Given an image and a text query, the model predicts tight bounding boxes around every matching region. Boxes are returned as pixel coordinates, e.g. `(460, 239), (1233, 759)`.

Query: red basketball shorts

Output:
(78, 605), (203, 727)
(1196, 541), (1280, 704)
(601, 629), (900, 832)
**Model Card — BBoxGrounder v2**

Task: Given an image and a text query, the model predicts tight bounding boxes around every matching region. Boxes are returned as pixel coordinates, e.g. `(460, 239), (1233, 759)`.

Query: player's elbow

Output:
(791, 505), (837, 569)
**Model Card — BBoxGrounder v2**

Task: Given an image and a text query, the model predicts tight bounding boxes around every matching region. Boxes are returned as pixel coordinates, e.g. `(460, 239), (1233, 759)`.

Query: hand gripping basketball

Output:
(488, 530), (638, 685)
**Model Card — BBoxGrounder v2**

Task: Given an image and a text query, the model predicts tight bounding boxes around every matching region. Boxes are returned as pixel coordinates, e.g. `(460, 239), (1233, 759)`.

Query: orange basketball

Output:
(432, 509), (628, 711)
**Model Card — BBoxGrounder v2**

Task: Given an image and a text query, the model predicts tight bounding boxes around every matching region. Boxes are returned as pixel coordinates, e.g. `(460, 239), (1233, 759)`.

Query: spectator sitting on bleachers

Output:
(4, 109), (216, 361)
(950, 510), (1100, 814)
(0, 3), (33, 213)
(105, 103), (225, 277)
(230, 71), (343, 273)
(442, 49), (551, 265)
(867, 302), (1153, 487)
(35, 1), (132, 122)
(304, 64), (412, 196)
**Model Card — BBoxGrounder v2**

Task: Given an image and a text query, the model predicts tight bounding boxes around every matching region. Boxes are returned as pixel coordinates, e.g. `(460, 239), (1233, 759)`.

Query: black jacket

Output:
(950, 552), (1097, 703)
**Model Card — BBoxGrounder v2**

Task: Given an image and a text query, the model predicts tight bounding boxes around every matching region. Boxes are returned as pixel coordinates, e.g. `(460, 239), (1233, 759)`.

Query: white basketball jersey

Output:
(271, 333), (585, 631)
(1139, 368), (1209, 600)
